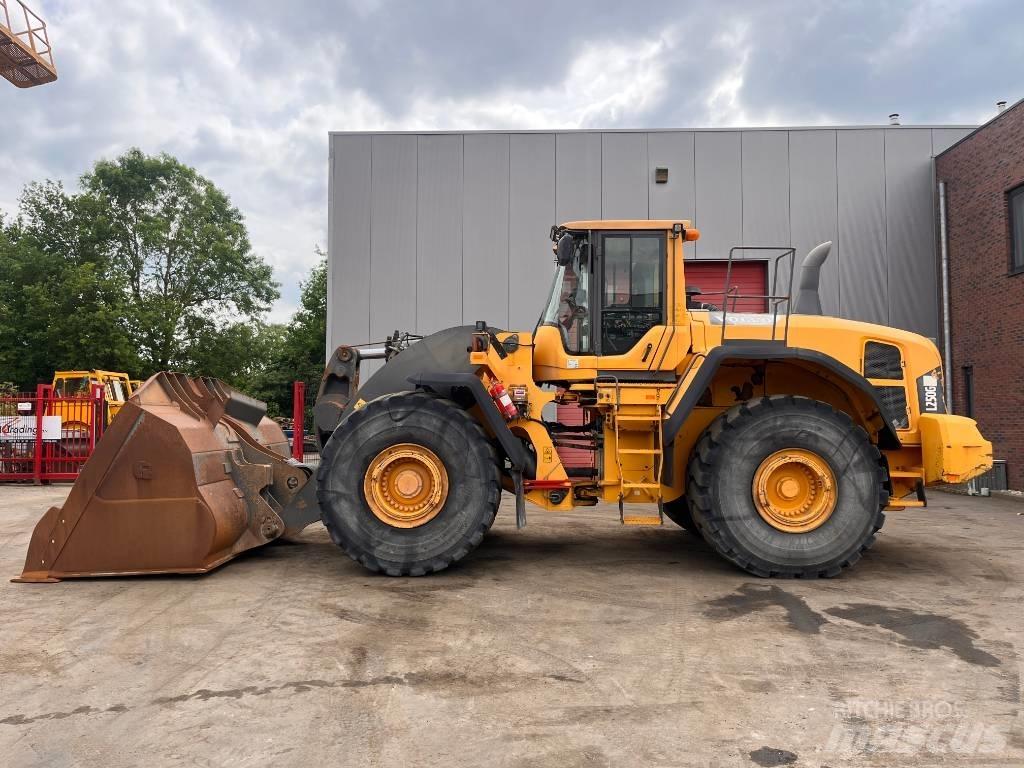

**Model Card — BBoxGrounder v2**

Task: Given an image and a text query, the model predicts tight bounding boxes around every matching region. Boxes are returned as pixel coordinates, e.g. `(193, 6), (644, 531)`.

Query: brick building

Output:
(936, 98), (1024, 490)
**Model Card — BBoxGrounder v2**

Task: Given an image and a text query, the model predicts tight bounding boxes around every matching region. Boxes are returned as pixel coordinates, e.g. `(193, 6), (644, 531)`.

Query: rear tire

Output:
(316, 391), (500, 576)
(663, 497), (696, 532)
(686, 396), (887, 578)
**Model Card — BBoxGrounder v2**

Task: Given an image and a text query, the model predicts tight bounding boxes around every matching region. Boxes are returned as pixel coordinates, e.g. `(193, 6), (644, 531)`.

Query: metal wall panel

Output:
(931, 127), (974, 156)
(463, 133), (510, 328)
(329, 126), (978, 357)
(508, 134), (556, 330)
(648, 132), (695, 220)
(556, 132), (602, 222)
(886, 129), (939, 337)
(742, 131), (791, 295)
(328, 134), (372, 352)
(369, 135), (418, 346)
(601, 132), (648, 219)
(416, 135), (463, 335)
(837, 129), (888, 325)
(789, 130), (840, 315)
(694, 132), (742, 260)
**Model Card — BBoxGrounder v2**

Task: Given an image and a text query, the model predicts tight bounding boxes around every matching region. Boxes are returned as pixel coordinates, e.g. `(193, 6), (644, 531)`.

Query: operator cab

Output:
(534, 221), (698, 381)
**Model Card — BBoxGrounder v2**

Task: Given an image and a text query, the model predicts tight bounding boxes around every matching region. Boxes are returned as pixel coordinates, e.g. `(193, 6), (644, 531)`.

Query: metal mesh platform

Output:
(0, 0), (55, 88)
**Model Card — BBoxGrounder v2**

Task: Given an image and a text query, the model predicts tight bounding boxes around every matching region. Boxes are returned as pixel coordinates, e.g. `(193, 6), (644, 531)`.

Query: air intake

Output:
(864, 342), (903, 380)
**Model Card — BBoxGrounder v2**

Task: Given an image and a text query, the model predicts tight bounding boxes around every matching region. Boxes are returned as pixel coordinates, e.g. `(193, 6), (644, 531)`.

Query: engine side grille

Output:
(875, 385), (909, 429)
(864, 342), (903, 379)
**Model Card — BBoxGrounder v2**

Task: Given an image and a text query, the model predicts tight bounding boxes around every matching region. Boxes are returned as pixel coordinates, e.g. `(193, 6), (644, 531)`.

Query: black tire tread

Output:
(686, 395), (887, 578)
(316, 390), (500, 576)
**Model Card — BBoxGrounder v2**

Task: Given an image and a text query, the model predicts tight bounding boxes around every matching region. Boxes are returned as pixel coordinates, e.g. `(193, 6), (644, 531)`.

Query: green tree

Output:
(245, 253), (327, 420)
(0, 149), (281, 390)
(0, 194), (137, 388)
(81, 149), (279, 370)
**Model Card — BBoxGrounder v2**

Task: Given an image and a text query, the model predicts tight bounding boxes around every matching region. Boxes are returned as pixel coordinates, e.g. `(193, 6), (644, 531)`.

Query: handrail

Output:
(0, 0), (56, 79)
(706, 246), (796, 345)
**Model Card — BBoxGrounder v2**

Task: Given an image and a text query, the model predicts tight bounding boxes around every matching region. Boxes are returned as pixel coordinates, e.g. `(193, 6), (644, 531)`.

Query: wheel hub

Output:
(364, 443), (449, 528)
(752, 448), (836, 533)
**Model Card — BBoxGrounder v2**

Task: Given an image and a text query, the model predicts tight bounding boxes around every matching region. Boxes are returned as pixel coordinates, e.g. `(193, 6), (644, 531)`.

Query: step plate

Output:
(622, 515), (663, 527)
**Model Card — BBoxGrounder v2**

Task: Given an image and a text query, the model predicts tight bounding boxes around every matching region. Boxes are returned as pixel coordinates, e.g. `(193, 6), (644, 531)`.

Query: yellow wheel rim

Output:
(752, 449), (836, 533)
(364, 443), (449, 528)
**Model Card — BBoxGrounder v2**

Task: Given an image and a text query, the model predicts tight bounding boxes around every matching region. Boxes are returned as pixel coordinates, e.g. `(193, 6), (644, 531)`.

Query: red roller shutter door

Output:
(684, 260), (768, 313)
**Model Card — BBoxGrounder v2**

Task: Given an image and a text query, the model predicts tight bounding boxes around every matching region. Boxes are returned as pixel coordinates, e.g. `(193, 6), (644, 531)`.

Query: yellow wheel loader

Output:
(16, 221), (992, 583)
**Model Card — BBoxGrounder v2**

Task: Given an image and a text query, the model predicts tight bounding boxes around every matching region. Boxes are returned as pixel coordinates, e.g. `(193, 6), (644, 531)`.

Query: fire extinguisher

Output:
(488, 381), (518, 420)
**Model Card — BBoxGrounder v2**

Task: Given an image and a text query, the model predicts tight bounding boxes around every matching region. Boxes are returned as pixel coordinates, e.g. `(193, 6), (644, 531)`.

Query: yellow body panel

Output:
(465, 220), (992, 515)
(918, 414), (992, 484)
(51, 370), (134, 426)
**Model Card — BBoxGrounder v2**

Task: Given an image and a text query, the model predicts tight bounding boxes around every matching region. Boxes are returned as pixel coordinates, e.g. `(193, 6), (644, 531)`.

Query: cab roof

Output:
(562, 219), (693, 231)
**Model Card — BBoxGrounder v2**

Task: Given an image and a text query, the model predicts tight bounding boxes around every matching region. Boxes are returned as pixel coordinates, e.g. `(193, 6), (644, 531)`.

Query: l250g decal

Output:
(916, 369), (946, 414)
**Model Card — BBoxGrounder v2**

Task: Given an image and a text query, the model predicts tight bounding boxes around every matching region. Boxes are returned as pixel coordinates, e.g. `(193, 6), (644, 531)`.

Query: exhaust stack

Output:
(793, 241), (832, 316)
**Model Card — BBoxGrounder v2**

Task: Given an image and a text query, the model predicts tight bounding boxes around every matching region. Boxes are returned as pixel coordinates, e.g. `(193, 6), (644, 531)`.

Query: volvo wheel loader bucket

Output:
(15, 373), (318, 583)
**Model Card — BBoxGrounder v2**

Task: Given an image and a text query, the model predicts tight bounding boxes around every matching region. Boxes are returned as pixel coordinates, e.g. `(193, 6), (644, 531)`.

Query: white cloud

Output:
(1, 0), (1015, 324)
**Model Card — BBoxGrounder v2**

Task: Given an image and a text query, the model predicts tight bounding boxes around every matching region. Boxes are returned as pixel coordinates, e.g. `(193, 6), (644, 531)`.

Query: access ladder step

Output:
(622, 515), (663, 527)
(618, 448), (661, 455)
(621, 482), (663, 490)
(616, 414), (662, 421)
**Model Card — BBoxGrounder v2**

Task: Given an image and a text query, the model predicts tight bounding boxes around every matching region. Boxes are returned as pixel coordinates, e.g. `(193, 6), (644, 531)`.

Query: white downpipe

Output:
(938, 181), (953, 409)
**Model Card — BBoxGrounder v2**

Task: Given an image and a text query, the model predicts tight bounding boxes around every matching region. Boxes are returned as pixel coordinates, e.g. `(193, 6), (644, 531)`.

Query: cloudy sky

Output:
(1, 0), (1020, 321)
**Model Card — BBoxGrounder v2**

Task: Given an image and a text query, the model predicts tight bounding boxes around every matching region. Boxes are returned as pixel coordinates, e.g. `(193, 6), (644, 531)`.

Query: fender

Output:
(407, 371), (531, 472)
(662, 342), (903, 453)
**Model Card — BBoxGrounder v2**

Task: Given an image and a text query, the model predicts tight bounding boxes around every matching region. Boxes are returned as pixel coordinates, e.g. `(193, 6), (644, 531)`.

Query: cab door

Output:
(593, 230), (687, 373)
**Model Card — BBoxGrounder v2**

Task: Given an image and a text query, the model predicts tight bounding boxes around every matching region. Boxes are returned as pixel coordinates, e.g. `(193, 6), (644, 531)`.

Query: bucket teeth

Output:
(14, 373), (308, 583)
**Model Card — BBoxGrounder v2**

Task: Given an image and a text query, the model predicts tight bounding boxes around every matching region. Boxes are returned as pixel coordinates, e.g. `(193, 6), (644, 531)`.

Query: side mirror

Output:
(556, 233), (575, 265)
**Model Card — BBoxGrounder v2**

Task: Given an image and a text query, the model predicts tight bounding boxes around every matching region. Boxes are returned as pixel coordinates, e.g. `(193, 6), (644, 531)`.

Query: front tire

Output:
(316, 391), (500, 576)
(686, 396), (887, 578)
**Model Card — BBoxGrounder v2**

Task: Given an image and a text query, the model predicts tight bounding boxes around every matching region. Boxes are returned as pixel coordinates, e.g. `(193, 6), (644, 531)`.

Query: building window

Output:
(962, 366), (974, 418)
(1011, 184), (1024, 274)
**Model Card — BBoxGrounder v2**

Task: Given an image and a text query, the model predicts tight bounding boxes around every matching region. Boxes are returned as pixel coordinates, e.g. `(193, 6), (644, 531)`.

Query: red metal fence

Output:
(0, 384), (105, 483)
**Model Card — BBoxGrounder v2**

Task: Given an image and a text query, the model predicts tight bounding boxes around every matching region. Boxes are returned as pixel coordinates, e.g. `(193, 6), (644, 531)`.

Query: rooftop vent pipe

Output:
(997, 101), (1007, 113)
(889, 113), (900, 125)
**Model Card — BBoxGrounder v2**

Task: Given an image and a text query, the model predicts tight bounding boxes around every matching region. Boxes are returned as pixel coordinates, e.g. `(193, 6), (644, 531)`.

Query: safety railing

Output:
(0, 384), (106, 483)
(0, 0), (56, 87)
(285, 380), (320, 467)
(694, 246), (797, 345)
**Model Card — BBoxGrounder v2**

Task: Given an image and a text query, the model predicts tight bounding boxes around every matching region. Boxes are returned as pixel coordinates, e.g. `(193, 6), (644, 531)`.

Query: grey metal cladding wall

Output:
(694, 132), (742, 260)
(328, 135), (372, 353)
(741, 131), (791, 294)
(509, 134), (556, 330)
(837, 129), (888, 326)
(931, 127), (974, 156)
(463, 134), (510, 328)
(601, 132), (648, 219)
(555, 132), (601, 221)
(789, 130), (840, 316)
(328, 125), (977, 352)
(885, 129), (938, 338)
(417, 135), (463, 333)
(370, 135), (417, 342)
(648, 132), (695, 221)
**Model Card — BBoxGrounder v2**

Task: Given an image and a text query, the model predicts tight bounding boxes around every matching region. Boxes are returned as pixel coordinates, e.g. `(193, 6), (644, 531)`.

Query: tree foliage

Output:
(0, 149), (293, 394)
(245, 253), (327, 420)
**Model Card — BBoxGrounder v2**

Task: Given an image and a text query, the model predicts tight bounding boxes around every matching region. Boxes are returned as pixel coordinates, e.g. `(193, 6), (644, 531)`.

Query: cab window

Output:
(600, 233), (665, 355)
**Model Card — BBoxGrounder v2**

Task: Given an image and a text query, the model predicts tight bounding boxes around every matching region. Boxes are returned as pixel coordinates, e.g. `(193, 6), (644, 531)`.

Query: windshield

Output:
(540, 249), (591, 353)
(55, 377), (90, 396)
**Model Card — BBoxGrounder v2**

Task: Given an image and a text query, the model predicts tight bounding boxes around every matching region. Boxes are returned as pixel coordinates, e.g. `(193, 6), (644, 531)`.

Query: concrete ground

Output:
(1, 486), (1022, 768)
